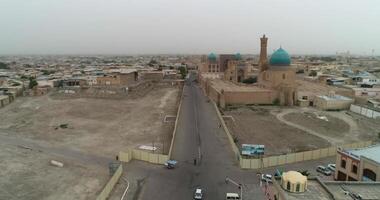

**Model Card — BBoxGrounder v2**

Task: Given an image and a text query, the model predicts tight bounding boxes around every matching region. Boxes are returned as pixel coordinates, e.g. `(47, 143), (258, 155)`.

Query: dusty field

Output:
(0, 143), (108, 200)
(0, 85), (181, 200)
(224, 107), (330, 156)
(284, 112), (349, 138)
(281, 109), (380, 144)
(0, 86), (180, 156)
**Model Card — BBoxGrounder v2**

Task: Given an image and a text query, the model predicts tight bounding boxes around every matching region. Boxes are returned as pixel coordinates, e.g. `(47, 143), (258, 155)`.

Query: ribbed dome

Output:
(208, 53), (217, 61)
(269, 48), (291, 66)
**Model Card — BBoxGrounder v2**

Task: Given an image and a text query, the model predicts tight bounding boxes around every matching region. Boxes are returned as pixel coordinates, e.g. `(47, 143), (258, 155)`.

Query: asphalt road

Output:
(118, 72), (336, 200)
(131, 72), (265, 200)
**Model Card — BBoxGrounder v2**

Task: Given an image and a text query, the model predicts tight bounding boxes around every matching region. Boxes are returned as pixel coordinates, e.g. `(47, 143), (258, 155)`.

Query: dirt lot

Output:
(223, 107), (331, 156)
(224, 106), (380, 157)
(0, 143), (108, 200)
(0, 85), (181, 200)
(284, 112), (349, 138)
(281, 109), (380, 144)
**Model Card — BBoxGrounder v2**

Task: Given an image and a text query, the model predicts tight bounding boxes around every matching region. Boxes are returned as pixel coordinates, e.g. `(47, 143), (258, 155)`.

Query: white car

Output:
(327, 164), (336, 172)
(261, 174), (273, 183)
(194, 188), (203, 199)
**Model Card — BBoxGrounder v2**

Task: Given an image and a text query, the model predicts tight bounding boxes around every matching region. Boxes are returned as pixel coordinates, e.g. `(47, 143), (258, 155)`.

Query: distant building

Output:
(335, 144), (380, 181)
(314, 92), (354, 110)
(96, 69), (138, 86)
(199, 35), (297, 107)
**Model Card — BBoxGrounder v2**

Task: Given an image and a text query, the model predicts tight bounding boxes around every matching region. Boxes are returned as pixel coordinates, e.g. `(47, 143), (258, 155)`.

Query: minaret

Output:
(259, 34), (268, 71)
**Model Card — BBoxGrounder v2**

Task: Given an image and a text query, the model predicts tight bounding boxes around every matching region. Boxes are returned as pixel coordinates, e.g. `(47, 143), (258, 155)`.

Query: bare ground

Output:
(223, 107), (330, 156)
(0, 143), (108, 200)
(279, 108), (380, 144)
(0, 85), (181, 200)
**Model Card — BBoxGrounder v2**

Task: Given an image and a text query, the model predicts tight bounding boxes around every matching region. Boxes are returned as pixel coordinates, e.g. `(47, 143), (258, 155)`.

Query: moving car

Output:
(261, 174), (273, 183)
(164, 160), (177, 169)
(327, 164), (336, 172)
(316, 165), (332, 176)
(194, 188), (203, 199)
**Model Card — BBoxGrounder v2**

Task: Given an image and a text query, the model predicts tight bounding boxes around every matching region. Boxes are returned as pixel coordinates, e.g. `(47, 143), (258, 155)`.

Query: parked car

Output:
(316, 165), (332, 176)
(261, 174), (273, 183)
(327, 164), (336, 172)
(226, 193), (240, 200)
(194, 188), (203, 200)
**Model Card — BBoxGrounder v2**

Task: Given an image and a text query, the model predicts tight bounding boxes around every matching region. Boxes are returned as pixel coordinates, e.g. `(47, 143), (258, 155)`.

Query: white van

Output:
(226, 193), (240, 200)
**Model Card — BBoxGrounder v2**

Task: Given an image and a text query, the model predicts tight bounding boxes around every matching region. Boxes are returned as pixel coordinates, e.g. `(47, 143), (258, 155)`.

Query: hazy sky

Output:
(1, 0), (379, 55)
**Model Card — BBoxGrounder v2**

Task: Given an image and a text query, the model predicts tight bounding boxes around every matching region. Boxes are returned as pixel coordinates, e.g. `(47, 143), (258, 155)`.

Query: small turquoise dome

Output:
(269, 48), (291, 66)
(234, 53), (242, 60)
(208, 53), (217, 61)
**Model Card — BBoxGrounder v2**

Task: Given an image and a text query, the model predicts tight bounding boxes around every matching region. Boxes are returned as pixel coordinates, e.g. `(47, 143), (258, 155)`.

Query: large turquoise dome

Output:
(269, 48), (291, 66)
(234, 53), (242, 60)
(208, 53), (217, 61)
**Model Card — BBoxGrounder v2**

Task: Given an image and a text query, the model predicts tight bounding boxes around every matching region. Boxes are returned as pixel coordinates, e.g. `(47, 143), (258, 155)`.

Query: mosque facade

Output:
(199, 35), (297, 107)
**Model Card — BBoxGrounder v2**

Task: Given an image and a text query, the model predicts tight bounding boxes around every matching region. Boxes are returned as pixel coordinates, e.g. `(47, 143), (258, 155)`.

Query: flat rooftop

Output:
(318, 95), (353, 101)
(210, 79), (271, 93)
(325, 182), (380, 200)
(297, 79), (351, 94)
(347, 144), (380, 164)
(275, 178), (380, 200)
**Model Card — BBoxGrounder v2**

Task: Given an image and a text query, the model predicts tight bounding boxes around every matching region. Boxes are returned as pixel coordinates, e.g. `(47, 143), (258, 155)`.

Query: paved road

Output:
(129, 72), (264, 200)
(118, 73), (337, 200)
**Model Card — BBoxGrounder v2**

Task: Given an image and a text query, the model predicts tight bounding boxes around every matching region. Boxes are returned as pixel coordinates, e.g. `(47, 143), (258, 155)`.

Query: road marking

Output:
(120, 177), (130, 200)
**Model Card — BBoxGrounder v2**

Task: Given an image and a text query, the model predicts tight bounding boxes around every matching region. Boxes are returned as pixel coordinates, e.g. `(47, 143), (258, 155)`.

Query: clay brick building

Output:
(96, 69), (138, 86)
(199, 35), (298, 107)
(335, 145), (380, 182)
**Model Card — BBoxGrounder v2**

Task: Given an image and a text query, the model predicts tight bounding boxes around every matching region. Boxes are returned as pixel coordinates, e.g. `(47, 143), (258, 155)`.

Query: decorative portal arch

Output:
(363, 168), (377, 181)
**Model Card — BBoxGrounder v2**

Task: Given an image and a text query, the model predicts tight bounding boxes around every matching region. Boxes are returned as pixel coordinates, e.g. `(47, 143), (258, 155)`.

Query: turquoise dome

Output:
(269, 48), (291, 66)
(208, 53), (217, 61)
(234, 53), (242, 60)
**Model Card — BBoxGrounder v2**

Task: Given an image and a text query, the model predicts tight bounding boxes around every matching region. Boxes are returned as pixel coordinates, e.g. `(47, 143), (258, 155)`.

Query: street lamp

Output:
(225, 177), (243, 200)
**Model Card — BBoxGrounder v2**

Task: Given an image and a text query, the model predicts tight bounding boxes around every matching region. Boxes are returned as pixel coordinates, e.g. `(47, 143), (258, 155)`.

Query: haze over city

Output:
(1, 1), (380, 200)
(1, 0), (380, 55)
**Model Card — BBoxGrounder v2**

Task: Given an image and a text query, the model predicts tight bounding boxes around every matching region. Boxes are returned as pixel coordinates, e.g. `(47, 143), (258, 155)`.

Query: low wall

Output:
(212, 101), (374, 169)
(96, 164), (123, 200)
(119, 149), (169, 165)
(213, 102), (242, 161)
(239, 141), (372, 169)
(168, 84), (184, 159)
(350, 104), (380, 119)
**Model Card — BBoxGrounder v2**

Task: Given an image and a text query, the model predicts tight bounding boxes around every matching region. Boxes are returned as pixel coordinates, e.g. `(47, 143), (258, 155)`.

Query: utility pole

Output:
(225, 177), (243, 200)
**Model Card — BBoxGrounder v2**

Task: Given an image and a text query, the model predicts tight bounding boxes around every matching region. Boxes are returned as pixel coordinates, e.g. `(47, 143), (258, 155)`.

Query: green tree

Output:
(28, 77), (38, 89)
(178, 66), (188, 79)
(0, 62), (10, 69)
(309, 71), (317, 77)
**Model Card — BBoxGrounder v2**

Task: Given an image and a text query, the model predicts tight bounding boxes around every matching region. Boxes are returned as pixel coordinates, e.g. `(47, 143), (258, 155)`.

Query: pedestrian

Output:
(219, 124), (221, 128)
(193, 158), (197, 165)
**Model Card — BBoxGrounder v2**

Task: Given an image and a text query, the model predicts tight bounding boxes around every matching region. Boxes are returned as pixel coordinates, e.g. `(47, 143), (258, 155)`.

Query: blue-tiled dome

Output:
(234, 53), (242, 60)
(269, 48), (291, 66)
(208, 53), (217, 61)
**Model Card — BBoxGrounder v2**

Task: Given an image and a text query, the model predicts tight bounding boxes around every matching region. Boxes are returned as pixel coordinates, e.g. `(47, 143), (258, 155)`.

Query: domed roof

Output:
(208, 53), (217, 61)
(234, 53), (242, 60)
(269, 47), (291, 66)
(282, 171), (307, 183)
